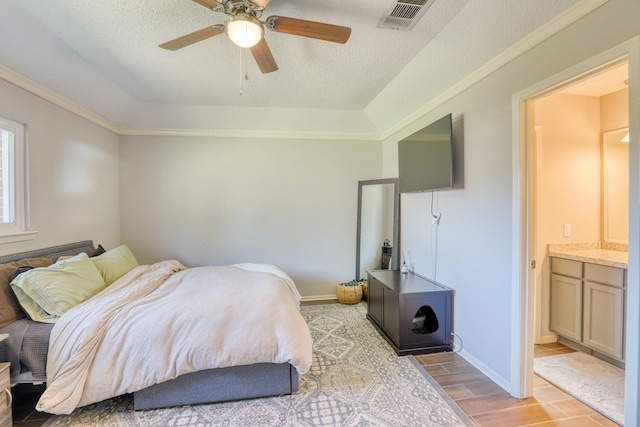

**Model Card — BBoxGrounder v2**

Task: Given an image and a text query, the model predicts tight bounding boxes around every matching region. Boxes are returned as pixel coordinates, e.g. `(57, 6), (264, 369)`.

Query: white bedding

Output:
(36, 260), (313, 415)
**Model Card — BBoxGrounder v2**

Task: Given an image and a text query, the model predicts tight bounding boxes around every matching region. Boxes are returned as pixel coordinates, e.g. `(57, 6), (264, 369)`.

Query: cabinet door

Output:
(367, 277), (383, 326)
(583, 281), (624, 360)
(382, 287), (400, 346)
(550, 274), (582, 341)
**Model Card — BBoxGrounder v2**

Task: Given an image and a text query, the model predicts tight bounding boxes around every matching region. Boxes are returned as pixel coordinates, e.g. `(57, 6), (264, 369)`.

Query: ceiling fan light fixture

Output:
(225, 14), (263, 48)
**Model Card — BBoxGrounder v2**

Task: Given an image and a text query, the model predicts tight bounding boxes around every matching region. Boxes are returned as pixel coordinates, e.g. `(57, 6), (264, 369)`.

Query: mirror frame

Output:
(355, 178), (400, 280)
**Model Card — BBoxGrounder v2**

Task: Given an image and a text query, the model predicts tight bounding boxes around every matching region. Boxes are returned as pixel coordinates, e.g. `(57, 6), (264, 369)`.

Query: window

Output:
(0, 116), (33, 242)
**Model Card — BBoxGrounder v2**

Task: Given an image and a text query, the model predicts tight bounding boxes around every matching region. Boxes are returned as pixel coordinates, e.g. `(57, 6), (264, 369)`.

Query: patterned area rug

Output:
(534, 352), (624, 425)
(43, 302), (472, 427)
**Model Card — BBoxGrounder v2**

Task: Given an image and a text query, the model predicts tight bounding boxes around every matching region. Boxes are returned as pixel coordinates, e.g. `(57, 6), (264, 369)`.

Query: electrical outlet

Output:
(563, 223), (571, 237)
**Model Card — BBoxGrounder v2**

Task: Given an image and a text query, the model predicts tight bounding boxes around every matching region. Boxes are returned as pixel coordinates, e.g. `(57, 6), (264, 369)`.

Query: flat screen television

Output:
(398, 113), (453, 193)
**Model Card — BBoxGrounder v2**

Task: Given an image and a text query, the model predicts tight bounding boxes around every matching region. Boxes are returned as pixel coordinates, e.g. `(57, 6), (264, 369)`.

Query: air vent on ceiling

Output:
(378, 0), (434, 30)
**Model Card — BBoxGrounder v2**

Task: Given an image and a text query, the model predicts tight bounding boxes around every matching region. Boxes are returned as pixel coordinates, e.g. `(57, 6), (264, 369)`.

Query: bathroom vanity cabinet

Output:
(550, 257), (625, 362)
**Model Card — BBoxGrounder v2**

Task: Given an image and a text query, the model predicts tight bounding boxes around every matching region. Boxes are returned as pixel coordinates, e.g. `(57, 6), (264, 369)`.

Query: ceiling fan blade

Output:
(250, 38), (278, 74)
(159, 26), (224, 51)
(249, 0), (271, 8)
(192, 0), (222, 9)
(266, 16), (351, 44)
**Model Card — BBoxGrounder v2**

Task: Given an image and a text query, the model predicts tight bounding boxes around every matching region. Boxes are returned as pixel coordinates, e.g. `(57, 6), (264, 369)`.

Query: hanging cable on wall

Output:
(430, 190), (442, 282)
(450, 332), (463, 353)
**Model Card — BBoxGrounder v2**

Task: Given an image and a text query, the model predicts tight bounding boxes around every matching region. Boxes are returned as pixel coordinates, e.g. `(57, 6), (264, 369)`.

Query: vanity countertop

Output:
(548, 248), (628, 269)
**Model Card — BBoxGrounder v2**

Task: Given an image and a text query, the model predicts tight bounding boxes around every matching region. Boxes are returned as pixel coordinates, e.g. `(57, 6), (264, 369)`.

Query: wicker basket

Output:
(336, 283), (363, 304)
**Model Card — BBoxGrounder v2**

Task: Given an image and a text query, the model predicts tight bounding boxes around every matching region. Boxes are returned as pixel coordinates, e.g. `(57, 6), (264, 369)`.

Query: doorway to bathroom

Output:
(517, 56), (630, 423)
(528, 61), (629, 348)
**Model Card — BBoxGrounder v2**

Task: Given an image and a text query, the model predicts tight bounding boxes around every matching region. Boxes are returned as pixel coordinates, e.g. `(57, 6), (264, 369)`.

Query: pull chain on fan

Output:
(238, 47), (249, 96)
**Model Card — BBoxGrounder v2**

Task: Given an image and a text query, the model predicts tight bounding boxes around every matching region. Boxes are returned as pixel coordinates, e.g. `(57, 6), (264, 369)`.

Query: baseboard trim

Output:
(538, 333), (559, 344)
(458, 349), (511, 393)
(300, 294), (339, 304)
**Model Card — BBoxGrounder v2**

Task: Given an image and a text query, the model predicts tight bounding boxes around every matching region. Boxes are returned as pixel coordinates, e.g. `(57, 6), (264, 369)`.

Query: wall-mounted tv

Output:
(398, 114), (453, 193)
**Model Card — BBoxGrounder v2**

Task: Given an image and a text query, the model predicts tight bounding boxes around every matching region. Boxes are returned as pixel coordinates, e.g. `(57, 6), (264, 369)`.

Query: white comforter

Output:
(36, 261), (313, 415)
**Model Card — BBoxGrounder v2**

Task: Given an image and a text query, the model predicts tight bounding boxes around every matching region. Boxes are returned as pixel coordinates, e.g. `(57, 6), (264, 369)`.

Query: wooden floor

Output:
(13, 342), (622, 427)
(414, 343), (621, 427)
(10, 342), (621, 427)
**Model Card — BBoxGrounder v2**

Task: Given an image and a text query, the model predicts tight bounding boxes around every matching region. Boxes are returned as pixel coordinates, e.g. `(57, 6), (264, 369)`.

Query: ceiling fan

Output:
(159, 0), (352, 74)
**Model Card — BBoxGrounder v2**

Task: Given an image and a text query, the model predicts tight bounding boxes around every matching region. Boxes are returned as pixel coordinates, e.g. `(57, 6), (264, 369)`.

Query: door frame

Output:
(510, 37), (639, 427)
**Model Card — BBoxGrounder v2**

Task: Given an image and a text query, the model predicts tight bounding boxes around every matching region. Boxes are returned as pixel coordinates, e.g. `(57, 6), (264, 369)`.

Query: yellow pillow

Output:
(10, 253), (106, 323)
(91, 244), (139, 285)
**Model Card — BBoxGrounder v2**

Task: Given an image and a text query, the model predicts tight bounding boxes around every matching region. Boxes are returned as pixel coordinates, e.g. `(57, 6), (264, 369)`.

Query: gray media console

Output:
(367, 270), (453, 356)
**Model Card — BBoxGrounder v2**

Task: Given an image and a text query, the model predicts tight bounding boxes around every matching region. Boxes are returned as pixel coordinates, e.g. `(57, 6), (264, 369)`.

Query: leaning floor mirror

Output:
(355, 178), (400, 281)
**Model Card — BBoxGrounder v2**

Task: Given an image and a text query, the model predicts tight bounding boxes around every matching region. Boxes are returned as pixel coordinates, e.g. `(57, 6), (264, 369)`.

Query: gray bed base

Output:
(134, 362), (299, 410)
(0, 241), (300, 410)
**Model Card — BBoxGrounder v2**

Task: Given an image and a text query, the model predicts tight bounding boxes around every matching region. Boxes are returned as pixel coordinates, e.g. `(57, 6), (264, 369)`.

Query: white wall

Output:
(537, 93), (602, 245)
(601, 88), (630, 131)
(119, 135), (381, 297)
(0, 79), (121, 254)
(381, 0), (640, 393)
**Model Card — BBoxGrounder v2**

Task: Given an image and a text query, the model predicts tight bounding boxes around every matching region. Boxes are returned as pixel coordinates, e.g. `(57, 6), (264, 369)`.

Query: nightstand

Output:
(0, 362), (10, 427)
(0, 334), (10, 427)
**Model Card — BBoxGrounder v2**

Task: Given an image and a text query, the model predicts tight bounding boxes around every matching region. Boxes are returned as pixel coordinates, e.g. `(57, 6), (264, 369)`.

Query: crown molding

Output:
(0, 63), (379, 141)
(380, 0), (610, 141)
(0, 63), (118, 133)
(118, 127), (381, 141)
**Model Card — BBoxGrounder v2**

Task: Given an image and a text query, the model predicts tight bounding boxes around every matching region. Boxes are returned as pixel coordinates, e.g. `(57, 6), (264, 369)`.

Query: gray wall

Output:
(119, 135), (381, 297)
(0, 79), (121, 254)
(381, 0), (640, 419)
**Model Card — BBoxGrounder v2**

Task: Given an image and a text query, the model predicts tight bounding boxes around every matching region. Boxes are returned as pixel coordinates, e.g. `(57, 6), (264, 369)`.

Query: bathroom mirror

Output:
(603, 128), (629, 243)
(355, 178), (400, 280)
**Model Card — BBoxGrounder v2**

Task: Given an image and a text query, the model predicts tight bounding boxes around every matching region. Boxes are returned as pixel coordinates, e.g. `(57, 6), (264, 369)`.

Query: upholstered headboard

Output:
(0, 240), (95, 265)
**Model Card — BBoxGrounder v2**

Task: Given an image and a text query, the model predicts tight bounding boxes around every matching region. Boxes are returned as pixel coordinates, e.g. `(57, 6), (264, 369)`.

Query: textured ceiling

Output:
(0, 0), (587, 133)
(7, 0), (469, 109)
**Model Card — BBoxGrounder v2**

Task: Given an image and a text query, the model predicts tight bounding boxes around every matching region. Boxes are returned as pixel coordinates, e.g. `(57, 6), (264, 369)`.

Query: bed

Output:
(0, 241), (312, 414)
